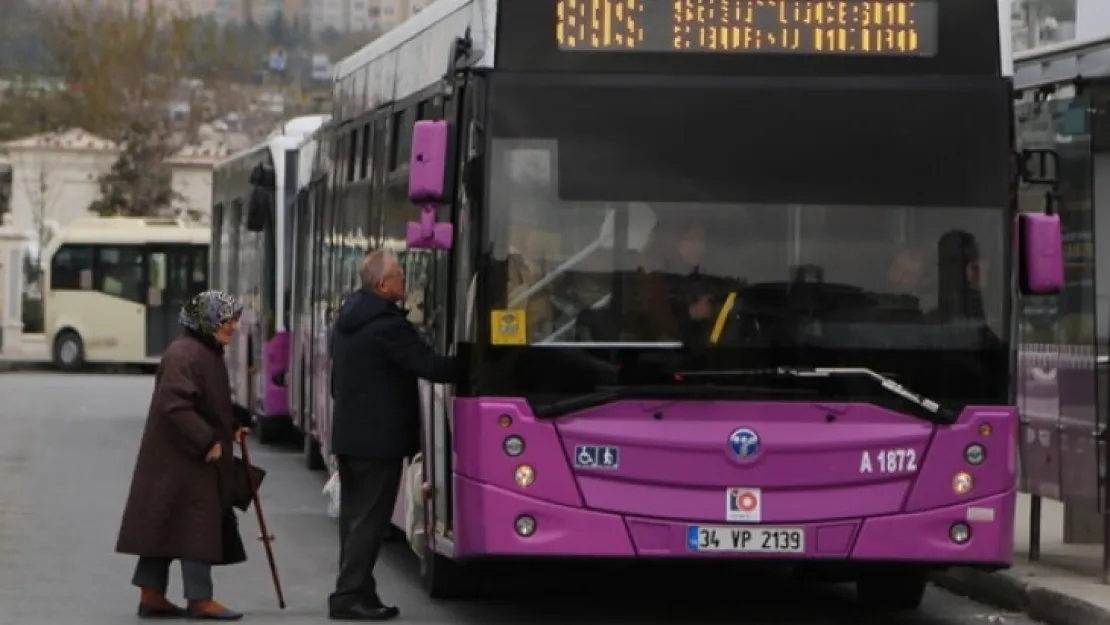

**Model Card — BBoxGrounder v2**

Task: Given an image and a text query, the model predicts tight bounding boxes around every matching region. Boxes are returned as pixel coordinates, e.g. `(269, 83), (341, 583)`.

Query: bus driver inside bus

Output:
(627, 215), (722, 343)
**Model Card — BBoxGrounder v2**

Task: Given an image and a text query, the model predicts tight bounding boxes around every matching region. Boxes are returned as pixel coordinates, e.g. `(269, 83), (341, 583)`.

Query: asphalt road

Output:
(0, 372), (1037, 625)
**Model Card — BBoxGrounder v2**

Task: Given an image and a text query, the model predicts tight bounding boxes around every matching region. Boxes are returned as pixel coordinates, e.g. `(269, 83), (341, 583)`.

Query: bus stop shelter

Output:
(1013, 35), (1110, 580)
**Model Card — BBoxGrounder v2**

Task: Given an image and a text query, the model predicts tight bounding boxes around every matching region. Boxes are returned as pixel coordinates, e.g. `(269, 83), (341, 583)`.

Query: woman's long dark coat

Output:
(115, 332), (247, 565)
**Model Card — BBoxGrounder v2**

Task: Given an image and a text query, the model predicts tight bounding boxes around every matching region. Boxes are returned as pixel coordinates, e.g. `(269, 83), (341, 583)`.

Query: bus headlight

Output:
(953, 471), (974, 495)
(514, 515), (537, 537)
(503, 435), (525, 456)
(964, 444), (986, 465)
(949, 522), (971, 544)
(514, 464), (535, 487)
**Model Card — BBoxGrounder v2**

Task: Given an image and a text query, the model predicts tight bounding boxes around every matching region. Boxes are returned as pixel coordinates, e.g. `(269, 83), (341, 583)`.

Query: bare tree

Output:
(0, 164), (11, 224)
(13, 152), (62, 279)
(24, 3), (249, 217)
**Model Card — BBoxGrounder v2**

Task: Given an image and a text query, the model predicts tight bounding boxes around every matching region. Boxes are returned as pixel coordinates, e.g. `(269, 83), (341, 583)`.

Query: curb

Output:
(932, 567), (1110, 625)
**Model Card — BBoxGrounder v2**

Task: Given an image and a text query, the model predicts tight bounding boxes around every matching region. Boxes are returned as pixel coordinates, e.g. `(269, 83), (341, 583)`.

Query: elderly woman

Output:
(115, 290), (251, 621)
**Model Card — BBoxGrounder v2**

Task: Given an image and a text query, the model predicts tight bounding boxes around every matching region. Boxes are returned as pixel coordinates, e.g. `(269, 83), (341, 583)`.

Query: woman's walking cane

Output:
(240, 436), (287, 609)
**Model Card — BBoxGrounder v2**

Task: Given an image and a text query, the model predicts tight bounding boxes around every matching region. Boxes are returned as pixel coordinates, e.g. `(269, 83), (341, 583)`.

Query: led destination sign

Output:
(555, 0), (939, 56)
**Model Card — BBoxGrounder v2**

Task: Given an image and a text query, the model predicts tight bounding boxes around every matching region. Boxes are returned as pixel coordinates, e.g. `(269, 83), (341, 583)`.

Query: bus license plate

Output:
(687, 525), (805, 553)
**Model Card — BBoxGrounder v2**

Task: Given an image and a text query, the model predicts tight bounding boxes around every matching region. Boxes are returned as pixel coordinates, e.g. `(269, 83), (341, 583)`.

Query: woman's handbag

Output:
(217, 509), (248, 566)
(230, 456), (267, 512)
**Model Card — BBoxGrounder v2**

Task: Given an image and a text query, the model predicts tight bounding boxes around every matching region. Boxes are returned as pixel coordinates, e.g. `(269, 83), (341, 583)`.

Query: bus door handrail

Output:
(508, 238), (603, 308)
(508, 208), (618, 308)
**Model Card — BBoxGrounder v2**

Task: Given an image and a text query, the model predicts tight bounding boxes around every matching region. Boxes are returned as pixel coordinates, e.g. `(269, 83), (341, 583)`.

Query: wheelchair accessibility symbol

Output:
(574, 445), (620, 470)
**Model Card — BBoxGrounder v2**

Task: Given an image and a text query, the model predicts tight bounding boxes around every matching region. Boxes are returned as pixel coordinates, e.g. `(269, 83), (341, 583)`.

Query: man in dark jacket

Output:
(327, 250), (456, 621)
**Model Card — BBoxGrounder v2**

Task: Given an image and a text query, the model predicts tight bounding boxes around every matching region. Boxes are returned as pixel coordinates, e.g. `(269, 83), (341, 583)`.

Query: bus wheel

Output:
(421, 535), (469, 599)
(53, 331), (85, 372)
(856, 570), (927, 610)
(304, 431), (326, 471)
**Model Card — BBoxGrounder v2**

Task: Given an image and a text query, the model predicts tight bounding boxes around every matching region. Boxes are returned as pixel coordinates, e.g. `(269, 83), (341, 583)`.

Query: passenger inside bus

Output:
(872, 246), (929, 321)
(885, 246), (926, 296)
(935, 230), (989, 323)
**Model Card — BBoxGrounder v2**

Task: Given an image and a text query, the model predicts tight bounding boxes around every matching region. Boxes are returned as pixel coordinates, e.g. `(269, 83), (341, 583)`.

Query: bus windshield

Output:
(483, 141), (1009, 408)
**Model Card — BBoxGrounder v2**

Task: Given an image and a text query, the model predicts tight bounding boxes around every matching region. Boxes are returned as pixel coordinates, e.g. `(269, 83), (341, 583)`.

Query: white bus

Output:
(38, 217), (209, 370)
(211, 114), (329, 443)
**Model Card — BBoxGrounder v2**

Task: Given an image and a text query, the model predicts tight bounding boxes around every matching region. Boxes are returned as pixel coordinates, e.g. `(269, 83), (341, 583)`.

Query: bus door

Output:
(421, 210), (455, 540)
(145, 246), (201, 357)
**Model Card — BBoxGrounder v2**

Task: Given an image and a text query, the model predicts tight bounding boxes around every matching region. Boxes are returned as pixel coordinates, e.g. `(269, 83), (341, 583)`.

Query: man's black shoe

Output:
(328, 603), (400, 621)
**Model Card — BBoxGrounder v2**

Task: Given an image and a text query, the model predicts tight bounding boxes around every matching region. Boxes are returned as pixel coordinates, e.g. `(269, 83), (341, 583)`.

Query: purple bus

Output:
(210, 115), (329, 445)
(300, 0), (1066, 609)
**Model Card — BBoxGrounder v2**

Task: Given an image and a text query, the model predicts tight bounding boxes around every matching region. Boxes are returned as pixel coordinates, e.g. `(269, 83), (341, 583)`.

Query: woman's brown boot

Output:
(185, 599), (243, 621)
(137, 588), (187, 618)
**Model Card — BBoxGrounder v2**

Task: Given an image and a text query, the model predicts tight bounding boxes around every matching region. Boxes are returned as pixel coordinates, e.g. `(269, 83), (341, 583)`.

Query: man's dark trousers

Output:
(329, 455), (403, 610)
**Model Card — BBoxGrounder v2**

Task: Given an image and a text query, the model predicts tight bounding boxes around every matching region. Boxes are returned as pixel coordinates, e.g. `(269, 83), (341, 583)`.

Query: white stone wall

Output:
(1, 148), (214, 237)
(2, 150), (108, 237)
(1076, 0), (1110, 40)
(170, 163), (217, 217)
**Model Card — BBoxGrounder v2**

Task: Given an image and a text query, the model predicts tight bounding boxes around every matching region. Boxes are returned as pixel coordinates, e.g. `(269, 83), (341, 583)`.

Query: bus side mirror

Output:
(1014, 147), (1063, 295)
(406, 207), (452, 250)
(408, 120), (450, 203)
(1017, 213), (1063, 295)
(406, 120), (453, 250)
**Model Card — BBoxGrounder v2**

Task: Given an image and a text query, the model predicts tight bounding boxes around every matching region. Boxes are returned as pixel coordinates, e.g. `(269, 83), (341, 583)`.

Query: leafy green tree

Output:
(88, 120), (180, 217)
(0, 0), (43, 73)
(289, 15), (310, 49)
(319, 26), (342, 46)
(268, 12), (288, 46)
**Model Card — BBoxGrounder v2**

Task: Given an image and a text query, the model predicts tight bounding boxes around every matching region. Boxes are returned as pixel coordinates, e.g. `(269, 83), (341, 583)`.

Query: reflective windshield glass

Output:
(485, 140), (1006, 353)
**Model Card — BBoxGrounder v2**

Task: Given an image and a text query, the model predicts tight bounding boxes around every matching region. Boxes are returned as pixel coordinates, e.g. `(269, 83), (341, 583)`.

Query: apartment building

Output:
(308, 0), (372, 32)
(1010, 0), (1110, 52)
(304, 0), (435, 33)
(207, 0), (306, 24)
(1012, 0), (1076, 51)
(44, 0), (436, 33)
(368, 0), (435, 31)
(41, 0), (215, 13)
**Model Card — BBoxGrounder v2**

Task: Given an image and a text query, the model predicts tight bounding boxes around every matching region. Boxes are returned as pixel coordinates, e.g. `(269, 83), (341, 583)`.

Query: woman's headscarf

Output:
(179, 290), (243, 336)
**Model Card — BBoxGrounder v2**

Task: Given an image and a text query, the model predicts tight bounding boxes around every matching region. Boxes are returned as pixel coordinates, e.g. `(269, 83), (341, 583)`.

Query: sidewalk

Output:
(933, 493), (1110, 625)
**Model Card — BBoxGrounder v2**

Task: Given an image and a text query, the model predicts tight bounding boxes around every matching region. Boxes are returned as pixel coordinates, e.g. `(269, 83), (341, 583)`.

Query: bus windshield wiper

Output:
(676, 367), (958, 424)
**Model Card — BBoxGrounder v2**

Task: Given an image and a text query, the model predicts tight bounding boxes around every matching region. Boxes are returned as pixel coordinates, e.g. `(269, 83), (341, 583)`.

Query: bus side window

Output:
(149, 253), (167, 303)
(95, 246), (144, 303)
(211, 202), (223, 283)
(191, 245), (208, 289)
(51, 245), (94, 291)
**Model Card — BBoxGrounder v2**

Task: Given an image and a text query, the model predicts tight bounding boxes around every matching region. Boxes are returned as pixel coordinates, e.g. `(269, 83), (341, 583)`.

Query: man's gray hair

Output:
(360, 250), (398, 291)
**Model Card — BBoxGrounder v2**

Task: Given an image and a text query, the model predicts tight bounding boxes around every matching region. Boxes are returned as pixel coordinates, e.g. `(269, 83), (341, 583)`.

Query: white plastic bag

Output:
(404, 453), (427, 557)
(323, 471), (341, 519)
